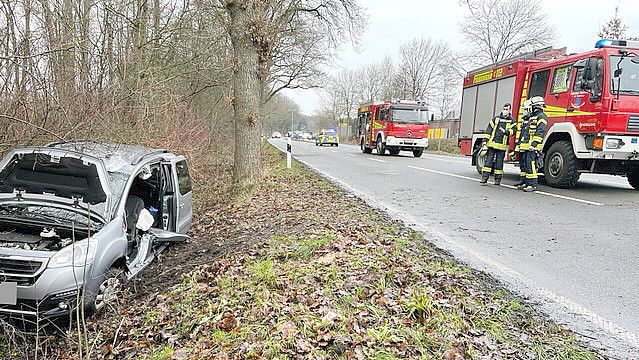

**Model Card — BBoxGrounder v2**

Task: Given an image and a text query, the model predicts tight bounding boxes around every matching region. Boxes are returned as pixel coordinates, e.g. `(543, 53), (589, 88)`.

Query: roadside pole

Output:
(287, 137), (292, 169)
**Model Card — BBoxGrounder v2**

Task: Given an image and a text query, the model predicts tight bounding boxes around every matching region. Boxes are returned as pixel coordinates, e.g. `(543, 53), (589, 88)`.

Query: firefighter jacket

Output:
(516, 115), (531, 151)
(528, 110), (548, 151)
(485, 114), (514, 151)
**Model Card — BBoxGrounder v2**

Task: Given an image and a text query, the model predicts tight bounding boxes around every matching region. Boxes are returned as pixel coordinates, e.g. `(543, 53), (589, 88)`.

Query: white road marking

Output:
(422, 154), (469, 165)
(368, 157), (387, 163)
(331, 150), (338, 153)
(407, 165), (603, 206)
(347, 153), (357, 157)
(271, 143), (639, 353)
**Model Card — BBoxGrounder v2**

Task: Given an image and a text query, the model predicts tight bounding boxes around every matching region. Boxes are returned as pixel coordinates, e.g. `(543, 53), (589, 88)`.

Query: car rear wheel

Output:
(543, 140), (580, 188)
(376, 137), (386, 156)
(361, 138), (372, 154)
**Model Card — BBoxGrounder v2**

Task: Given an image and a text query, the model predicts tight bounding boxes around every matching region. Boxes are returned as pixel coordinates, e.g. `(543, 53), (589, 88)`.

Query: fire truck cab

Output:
(357, 100), (432, 157)
(458, 40), (639, 189)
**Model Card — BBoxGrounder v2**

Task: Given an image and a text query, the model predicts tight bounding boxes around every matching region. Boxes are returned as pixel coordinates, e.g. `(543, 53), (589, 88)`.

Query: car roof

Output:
(44, 141), (178, 172)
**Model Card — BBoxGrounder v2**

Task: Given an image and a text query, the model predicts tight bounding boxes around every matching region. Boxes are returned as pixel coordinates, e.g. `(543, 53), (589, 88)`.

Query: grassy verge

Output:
(427, 138), (462, 155)
(99, 144), (598, 359)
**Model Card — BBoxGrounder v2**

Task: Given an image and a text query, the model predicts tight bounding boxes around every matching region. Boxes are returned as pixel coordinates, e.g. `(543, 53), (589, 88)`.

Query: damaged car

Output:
(0, 141), (192, 319)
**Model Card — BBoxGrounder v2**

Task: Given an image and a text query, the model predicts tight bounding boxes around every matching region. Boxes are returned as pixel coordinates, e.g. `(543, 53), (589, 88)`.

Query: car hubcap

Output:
(549, 153), (564, 177)
(95, 275), (121, 311)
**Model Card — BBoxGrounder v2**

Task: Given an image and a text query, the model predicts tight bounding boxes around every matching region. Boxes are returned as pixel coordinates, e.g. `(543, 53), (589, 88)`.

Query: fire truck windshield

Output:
(610, 55), (639, 95)
(390, 108), (429, 124)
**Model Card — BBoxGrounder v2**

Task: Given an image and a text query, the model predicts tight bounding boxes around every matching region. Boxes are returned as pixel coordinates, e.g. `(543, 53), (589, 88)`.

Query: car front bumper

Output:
(386, 136), (428, 148)
(579, 135), (639, 160)
(0, 264), (92, 317)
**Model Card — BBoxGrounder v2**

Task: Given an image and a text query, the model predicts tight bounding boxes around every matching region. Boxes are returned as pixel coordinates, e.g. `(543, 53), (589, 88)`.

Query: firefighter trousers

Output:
(482, 148), (505, 177)
(517, 151), (526, 182)
(524, 150), (539, 185)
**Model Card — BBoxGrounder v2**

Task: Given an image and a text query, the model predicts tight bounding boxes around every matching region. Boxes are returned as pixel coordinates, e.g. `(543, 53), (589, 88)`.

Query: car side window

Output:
(528, 69), (551, 98)
(176, 160), (192, 195)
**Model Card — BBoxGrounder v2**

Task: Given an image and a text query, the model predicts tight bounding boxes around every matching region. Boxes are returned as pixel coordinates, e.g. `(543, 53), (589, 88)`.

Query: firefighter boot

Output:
(523, 184), (537, 192)
(513, 177), (526, 187)
(494, 174), (502, 186)
(480, 172), (490, 184)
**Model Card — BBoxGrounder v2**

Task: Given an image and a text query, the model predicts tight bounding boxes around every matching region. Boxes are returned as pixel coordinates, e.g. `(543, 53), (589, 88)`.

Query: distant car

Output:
(271, 132), (282, 138)
(302, 132), (312, 140)
(316, 130), (339, 147)
(292, 131), (303, 140)
(0, 142), (192, 319)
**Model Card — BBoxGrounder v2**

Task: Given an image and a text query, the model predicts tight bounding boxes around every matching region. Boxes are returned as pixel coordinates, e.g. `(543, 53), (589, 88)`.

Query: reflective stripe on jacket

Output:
(528, 110), (548, 151)
(517, 115), (530, 151)
(485, 115), (513, 151)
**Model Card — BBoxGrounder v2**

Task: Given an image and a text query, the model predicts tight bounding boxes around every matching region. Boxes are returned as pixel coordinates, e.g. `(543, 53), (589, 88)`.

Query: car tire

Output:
(627, 165), (639, 190)
(361, 138), (372, 154)
(376, 137), (386, 156)
(543, 140), (580, 189)
(413, 149), (424, 158)
(85, 267), (125, 316)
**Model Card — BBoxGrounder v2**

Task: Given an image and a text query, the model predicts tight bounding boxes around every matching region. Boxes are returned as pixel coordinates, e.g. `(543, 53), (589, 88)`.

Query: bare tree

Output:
(598, 5), (638, 40)
(459, 0), (555, 65)
(395, 38), (449, 102)
(356, 56), (395, 102)
(220, 0), (363, 188)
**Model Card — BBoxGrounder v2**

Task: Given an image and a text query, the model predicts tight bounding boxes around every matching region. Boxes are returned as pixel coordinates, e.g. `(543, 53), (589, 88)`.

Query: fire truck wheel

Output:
(543, 140), (580, 189)
(412, 149), (424, 158)
(376, 137), (386, 156)
(389, 148), (400, 156)
(474, 152), (486, 175)
(626, 166), (639, 190)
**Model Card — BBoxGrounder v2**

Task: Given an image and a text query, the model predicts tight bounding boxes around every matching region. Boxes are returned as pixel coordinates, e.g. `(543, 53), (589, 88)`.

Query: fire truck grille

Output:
(628, 116), (639, 132)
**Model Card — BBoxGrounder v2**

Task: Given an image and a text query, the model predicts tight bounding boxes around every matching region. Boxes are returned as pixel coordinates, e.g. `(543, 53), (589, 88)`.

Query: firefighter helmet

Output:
(530, 96), (546, 109)
(523, 99), (532, 115)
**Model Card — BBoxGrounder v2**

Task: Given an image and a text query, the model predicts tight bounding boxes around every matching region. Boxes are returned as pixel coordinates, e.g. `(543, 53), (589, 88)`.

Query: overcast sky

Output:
(283, 0), (639, 115)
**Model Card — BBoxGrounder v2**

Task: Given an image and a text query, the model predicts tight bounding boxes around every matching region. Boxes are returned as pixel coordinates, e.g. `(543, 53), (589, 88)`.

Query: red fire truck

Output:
(357, 100), (432, 157)
(458, 40), (639, 189)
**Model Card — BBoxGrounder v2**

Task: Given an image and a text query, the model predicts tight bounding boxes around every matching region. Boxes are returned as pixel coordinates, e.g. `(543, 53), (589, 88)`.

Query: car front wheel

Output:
(86, 267), (125, 315)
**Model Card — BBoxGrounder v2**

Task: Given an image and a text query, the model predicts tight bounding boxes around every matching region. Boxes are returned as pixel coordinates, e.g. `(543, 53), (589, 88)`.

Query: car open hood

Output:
(0, 148), (113, 218)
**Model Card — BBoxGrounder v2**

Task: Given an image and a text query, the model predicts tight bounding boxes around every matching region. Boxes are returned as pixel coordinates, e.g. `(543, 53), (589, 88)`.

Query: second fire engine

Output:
(357, 100), (432, 157)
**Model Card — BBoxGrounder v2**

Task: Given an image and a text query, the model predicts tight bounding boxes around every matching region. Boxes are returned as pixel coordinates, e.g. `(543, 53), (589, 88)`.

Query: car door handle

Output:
(179, 203), (185, 209)
(567, 107), (576, 112)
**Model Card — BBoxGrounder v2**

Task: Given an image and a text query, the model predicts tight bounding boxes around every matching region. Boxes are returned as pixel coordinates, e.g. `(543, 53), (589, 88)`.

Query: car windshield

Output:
(324, 131), (337, 136)
(391, 108), (429, 124)
(108, 171), (129, 206)
(609, 55), (639, 95)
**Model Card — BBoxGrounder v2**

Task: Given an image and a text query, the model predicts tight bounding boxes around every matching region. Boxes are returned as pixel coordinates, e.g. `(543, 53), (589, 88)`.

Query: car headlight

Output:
(605, 138), (623, 149)
(48, 238), (98, 268)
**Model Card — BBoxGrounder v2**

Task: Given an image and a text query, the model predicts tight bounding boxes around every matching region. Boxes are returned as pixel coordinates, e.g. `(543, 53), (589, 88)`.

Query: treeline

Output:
(0, 0), (363, 186)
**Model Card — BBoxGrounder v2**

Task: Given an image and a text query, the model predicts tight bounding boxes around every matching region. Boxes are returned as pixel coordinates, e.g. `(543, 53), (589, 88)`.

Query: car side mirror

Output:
(614, 68), (623, 78)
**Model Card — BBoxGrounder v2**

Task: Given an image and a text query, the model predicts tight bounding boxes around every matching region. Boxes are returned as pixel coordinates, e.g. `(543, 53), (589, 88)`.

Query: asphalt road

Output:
(270, 138), (639, 358)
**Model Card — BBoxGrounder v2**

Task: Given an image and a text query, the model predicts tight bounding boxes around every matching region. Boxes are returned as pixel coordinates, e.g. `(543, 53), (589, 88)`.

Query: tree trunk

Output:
(228, 0), (262, 188)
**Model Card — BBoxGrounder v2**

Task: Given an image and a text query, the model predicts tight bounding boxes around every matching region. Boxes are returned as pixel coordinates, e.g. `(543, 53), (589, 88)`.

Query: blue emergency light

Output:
(595, 39), (639, 49)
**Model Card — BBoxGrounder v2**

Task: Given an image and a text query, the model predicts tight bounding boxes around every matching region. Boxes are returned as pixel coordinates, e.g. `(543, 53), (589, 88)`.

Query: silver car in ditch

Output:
(0, 141), (192, 318)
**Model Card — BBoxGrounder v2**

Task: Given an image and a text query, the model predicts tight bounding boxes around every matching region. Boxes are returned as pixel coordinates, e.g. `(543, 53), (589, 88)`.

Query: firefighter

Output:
(514, 100), (532, 187)
(480, 103), (514, 185)
(521, 96), (548, 192)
